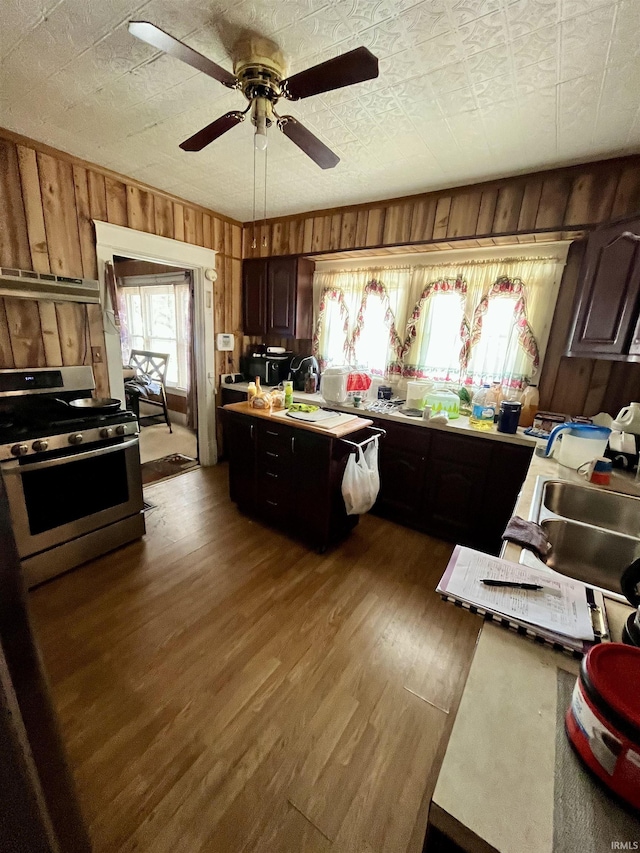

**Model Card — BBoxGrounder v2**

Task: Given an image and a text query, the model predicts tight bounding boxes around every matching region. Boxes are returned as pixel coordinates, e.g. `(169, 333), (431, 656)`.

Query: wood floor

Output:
(28, 465), (480, 853)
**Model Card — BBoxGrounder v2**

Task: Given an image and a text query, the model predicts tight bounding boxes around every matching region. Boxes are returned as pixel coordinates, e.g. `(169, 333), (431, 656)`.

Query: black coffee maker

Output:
(289, 355), (319, 391)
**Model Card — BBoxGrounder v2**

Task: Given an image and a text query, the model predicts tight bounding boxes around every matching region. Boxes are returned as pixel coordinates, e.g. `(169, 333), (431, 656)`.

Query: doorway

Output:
(113, 256), (199, 485)
(94, 221), (217, 467)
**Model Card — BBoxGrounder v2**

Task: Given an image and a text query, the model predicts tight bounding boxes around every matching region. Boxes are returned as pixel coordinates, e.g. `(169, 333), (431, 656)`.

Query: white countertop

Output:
(221, 382), (537, 448)
(431, 451), (635, 853)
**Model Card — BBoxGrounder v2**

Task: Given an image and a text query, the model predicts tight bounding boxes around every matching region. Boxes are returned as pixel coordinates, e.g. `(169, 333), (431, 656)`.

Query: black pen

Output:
(480, 579), (544, 590)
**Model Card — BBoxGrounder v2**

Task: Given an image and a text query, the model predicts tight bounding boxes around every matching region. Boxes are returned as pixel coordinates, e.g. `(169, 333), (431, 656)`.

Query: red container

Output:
(566, 643), (640, 810)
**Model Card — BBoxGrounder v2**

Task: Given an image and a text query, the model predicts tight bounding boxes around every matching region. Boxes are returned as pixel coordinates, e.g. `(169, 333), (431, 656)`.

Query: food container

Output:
(406, 380), (433, 411)
(426, 386), (460, 419)
(497, 400), (522, 434)
(321, 366), (349, 404)
(565, 643), (640, 810)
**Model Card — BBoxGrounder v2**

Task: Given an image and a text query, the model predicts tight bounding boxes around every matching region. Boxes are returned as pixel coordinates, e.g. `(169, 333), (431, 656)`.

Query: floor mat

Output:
(141, 453), (199, 486)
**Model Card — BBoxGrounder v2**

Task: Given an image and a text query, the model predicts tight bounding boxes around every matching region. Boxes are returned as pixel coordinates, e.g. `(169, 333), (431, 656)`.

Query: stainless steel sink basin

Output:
(542, 480), (640, 538)
(541, 518), (640, 594)
(525, 476), (640, 601)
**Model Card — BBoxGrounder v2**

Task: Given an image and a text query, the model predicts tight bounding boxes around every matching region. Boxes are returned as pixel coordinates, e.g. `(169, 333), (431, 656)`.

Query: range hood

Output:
(0, 267), (100, 303)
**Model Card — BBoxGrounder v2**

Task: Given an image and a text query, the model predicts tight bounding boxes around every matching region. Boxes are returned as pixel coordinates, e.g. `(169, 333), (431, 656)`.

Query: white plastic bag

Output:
(342, 437), (380, 515)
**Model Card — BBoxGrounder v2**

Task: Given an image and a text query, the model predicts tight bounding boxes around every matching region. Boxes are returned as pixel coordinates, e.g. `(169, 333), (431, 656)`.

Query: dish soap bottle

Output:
(470, 385), (495, 431)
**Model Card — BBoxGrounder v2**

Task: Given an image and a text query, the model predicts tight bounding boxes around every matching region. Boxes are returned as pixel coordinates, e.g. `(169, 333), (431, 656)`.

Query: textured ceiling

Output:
(2, 0), (640, 222)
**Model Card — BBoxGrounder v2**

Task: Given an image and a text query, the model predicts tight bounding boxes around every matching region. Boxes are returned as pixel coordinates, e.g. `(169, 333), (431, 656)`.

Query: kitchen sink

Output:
(541, 518), (640, 594)
(542, 480), (640, 538)
(525, 476), (640, 600)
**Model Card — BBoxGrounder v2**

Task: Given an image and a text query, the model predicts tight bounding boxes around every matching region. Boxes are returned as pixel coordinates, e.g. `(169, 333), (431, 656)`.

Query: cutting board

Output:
(271, 409), (360, 430)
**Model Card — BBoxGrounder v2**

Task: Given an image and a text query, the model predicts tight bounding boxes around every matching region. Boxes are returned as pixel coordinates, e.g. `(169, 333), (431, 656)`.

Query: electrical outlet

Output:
(91, 346), (103, 363)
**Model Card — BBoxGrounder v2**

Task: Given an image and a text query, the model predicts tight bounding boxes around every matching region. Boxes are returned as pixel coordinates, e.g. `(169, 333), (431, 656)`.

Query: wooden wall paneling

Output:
(432, 196), (452, 239)
(37, 153), (83, 278)
(610, 164), (640, 219)
(37, 302), (63, 365)
(447, 192), (481, 238)
(201, 213), (212, 250)
(475, 188), (498, 236)
(409, 198), (436, 242)
(183, 207), (197, 244)
(329, 213), (343, 250)
(365, 207), (384, 246)
(492, 183), (524, 234)
(341, 210), (358, 248)
(173, 203), (185, 241)
(516, 180), (543, 232)
(583, 360), (613, 415)
(549, 357), (593, 416)
(126, 185), (154, 233)
(259, 224), (270, 256)
(0, 139), (32, 270)
(4, 299), (45, 367)
(271, 221), (283, 255)
(16, 146), (49, 274)
(72, 166), (98, 279)
(55, 302), (88, 366)
(224, 221), (232, 256)
(602, 363), (640, 417)
(317, 215), (330, 251)
(538, 241), (585, 411)
(564, 168), (617, 226)
(231, 257), (242, 370)
(104, 177), (127, 227)
(535, 174), (571, 229)
(231, 224), (242, 259)
(355, 209), (368, 247)
(213, 218), (224, 254)
(86, 302), (109, 396)
(302, 217), (314, 253)
(194, 210), (204, 246)
(87, 171), (107, 221)
(154, 196), (174, 238)
(311, 216), (325, 252)
(0, 300), (14, 367)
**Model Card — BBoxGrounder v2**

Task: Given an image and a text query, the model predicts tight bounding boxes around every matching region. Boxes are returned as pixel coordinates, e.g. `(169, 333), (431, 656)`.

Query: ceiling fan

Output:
(128, 22), (379, 169)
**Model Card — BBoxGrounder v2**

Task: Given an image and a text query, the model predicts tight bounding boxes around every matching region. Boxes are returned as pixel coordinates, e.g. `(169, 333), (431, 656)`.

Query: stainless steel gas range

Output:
(0, 366), (145, 587)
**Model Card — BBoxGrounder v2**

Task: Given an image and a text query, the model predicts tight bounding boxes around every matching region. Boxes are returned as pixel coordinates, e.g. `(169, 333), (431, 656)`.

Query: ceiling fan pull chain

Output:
(252, 141), (257, 250)
(262, 145), (268, 249)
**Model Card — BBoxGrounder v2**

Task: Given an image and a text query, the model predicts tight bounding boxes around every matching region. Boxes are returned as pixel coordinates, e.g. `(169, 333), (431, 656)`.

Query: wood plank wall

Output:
(0, 129), (243, 397)
(242, 155), (640, 417)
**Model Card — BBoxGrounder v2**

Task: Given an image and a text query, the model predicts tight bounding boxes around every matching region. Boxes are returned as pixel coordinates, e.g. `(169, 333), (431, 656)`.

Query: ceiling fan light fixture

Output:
(254, 115), (268, 151)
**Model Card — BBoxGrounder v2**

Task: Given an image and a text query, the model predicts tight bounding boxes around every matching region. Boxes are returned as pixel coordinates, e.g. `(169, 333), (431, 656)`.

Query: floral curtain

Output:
(313, 253), (565, 388)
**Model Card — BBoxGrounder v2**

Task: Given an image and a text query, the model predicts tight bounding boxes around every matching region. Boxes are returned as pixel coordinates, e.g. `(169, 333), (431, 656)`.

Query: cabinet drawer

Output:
(257, 421), (294, 451)
(431, 432), (492, 468)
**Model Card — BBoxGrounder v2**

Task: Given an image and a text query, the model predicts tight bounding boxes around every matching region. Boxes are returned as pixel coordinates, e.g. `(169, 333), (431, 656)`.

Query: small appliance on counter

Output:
(288, 354), (319, 392)
(241, 345), (293, 386)
(606, 403), (640, 470)
(321, 366), (349, 404)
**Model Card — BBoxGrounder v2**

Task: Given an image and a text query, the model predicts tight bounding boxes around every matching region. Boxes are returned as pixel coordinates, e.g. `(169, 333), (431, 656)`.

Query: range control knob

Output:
(115, 425), (126, 436)
(68, 433), (83, 445)
(100, 427), (114, 439)
(32, 439), (49, 452)
(10, 443), (28, 457)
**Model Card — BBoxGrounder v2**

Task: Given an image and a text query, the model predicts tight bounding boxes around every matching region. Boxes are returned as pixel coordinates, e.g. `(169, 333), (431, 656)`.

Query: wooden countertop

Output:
(222, 401), (373, 439)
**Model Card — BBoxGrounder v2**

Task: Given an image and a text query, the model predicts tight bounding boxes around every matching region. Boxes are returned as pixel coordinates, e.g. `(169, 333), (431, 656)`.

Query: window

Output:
(353, 293), (391, 376)
(119, 276), (191, 390)
(410, 291), (465, 383)
(466, 296), (520, 386)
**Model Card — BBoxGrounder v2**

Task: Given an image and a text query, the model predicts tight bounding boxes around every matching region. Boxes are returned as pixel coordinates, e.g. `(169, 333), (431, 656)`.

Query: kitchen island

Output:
(221, 401), (374, 552)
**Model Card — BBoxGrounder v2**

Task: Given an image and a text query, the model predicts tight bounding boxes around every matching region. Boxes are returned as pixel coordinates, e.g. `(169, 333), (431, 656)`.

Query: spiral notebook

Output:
(437, 546), (609, 657)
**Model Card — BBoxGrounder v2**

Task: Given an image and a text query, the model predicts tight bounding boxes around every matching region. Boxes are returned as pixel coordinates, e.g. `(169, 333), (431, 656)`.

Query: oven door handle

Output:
(3, 437), (139, 474)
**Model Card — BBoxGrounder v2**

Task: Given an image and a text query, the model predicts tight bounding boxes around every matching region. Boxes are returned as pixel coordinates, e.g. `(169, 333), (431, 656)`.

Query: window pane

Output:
(414, 292), (464, 382)
(467, 296), (518, 384)
(354, 294), (388, 375)
(323, 301), (348, 366)
(147, 291), (176, 339)
(149, 339), (178, 386)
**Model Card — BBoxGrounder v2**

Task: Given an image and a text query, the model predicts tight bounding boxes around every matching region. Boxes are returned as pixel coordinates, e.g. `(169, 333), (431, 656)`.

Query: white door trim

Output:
(94, 220), (218, 466)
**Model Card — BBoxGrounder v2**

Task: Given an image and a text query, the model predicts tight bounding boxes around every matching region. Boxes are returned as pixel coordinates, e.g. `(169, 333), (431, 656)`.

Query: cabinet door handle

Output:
(266, 499), (278, 507)
(266, 451), (279, 458)
(250, 424), (255, 439)
(266, 471), (278, 479)
(266, 430), (280, 437)
(291, 436), (295, 453)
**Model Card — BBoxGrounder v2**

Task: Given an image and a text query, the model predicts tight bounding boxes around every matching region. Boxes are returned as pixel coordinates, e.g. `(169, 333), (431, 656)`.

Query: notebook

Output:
(437, 546), (609, 657)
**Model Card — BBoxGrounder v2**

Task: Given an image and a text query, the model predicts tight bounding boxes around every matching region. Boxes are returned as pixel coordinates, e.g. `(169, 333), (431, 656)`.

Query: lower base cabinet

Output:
(222, 409), (371, 552)
(372, 420), (533, 555)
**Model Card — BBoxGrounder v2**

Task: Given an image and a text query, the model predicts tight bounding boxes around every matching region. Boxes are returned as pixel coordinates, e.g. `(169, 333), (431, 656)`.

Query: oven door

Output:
(2, 437), (143, 559)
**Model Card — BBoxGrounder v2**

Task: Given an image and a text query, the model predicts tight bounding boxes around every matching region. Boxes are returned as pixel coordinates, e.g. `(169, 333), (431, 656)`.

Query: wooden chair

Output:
(127, 350), (172, 433)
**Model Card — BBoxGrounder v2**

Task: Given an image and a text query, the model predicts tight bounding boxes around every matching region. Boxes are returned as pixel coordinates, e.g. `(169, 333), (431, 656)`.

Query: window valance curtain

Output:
(313, 253), (564, 388)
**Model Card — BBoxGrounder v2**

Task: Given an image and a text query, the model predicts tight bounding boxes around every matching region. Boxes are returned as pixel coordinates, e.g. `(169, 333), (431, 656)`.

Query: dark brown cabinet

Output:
(242, 257), (314, 338)
(222, 408), (370, 551)
(376, 424), (430, 527)
(568, 217), (640, 358)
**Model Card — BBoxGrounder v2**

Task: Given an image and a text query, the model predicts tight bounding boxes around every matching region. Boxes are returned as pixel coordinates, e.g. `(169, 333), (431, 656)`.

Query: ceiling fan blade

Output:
(180, 111), (245, 152)
(281, 46), (378, 100)
(278, 117), (339, 169)
(128, 21), (237, 88)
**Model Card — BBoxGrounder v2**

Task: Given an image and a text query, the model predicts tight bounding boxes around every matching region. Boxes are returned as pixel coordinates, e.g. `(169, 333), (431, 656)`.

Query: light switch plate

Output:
(217, 333), (234, 351)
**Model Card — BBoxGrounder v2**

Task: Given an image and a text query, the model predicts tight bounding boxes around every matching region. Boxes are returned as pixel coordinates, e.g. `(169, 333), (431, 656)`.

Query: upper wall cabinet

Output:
(242, 257), (315, 339)
(568, 217), (640, 359)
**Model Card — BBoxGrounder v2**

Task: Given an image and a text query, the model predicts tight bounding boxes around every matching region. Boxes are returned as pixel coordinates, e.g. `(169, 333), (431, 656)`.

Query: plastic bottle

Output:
(247, 381), (257, 401)
(283, 380), (293, 408)
(519, 384), (539, 429)
(469, 384), (495, 431)
(485, 382), (503, 422)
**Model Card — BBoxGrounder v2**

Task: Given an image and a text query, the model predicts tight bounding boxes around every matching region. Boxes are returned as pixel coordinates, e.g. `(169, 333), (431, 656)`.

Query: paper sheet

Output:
(438, 547), (595, 641)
